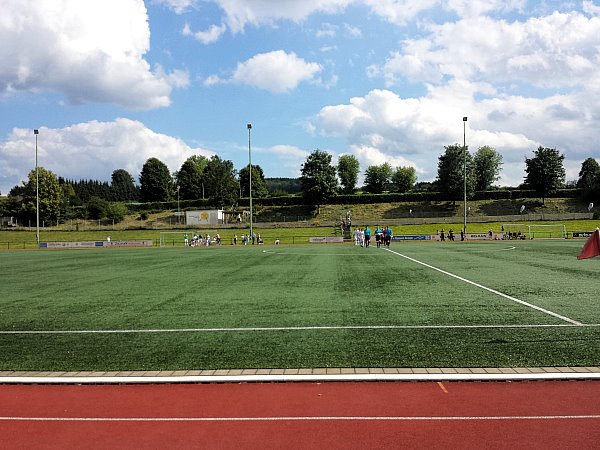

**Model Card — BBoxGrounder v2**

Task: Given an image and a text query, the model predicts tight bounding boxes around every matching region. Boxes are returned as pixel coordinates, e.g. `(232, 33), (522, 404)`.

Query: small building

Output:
(185, 210), (225, 226)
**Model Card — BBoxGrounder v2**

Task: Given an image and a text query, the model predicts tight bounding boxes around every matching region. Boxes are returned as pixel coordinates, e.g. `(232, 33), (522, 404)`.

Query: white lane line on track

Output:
(384, 248), (583, 326)
(1, 415), (599, 422)
(1, 323), (598, 335)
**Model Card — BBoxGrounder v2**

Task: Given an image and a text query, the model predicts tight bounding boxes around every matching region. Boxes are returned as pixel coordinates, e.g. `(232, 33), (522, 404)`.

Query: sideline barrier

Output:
(40, 240), (153, 249)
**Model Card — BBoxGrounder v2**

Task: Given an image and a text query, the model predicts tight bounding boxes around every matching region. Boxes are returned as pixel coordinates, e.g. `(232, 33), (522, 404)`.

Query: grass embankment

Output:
(1, 198), (598, 248)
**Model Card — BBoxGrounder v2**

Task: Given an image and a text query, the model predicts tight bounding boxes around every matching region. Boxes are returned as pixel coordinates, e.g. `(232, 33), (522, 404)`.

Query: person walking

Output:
(384, 226), (393, 247)
(364, 226), (371, 248)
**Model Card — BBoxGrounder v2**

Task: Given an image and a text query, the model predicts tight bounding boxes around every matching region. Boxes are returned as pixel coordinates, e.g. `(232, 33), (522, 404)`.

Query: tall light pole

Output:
(462, 117), (468, 233)
(176, 185), (180, 225)
(34, 129), (40, 246)
(247, 123), (253, 239)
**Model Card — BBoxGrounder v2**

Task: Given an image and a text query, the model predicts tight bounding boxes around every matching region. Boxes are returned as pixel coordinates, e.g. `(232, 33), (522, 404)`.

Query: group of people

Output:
(233, 233), (263, 245)
(185, 233), (221, 246)
(353, 226), (393, 248)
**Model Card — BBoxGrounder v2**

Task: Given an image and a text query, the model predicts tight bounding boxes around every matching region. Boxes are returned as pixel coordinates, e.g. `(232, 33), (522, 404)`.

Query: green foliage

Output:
(106, 202), (129, 223)
(86, 196), (109, 220)
(203, 155), (239, 207)
(337, 154), (360, 194)
(139, 157), (173, 202)
(110, 169), (139, 201)
(363, 163), (392, 193)
(20, 167), (64, 223)
(436, 144), (476, 203)
(300, 149), (339, 208)
(474, 145), (503, 190)
(239, 164), (268, 198)
(577, 157), (600, 201)
(265, 177), (302, 195)
(175, 155), (208, 200)
(524, 146), (566, 204)
(391, 166), (416, 193)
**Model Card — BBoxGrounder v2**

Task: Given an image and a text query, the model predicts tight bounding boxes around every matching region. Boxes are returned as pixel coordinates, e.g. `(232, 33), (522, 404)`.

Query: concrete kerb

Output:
(1, 368), (600, 384)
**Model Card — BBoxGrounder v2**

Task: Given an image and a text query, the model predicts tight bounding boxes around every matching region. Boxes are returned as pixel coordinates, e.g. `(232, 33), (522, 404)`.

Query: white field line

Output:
(385, 248), (583, 326)
(1, 415), (599, 422)
(1, 324), (598, 335)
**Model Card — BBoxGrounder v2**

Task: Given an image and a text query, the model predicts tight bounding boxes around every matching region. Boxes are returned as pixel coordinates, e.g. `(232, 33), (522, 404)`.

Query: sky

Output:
(2, 0), (600, 195)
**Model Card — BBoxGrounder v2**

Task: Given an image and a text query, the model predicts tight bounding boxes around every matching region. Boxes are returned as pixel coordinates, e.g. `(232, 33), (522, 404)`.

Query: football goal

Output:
(527, 224), (567, 239)
(501, 223), (526, 240)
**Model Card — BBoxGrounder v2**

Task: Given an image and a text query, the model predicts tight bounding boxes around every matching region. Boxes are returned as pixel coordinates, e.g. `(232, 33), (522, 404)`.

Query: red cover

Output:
(577, 228), (600, 260)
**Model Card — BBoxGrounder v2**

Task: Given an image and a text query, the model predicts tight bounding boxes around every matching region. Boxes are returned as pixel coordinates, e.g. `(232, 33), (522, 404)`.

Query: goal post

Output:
(501, 223), (526, 239)
(527, 224), (567, 239)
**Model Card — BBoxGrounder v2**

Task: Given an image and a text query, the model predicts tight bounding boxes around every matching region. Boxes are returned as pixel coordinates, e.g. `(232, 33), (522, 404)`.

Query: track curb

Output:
(1, 367), (600, 384)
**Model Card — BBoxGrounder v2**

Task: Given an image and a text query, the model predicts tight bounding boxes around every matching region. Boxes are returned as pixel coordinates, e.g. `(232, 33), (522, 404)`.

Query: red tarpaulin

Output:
(577, 228), (600, 260)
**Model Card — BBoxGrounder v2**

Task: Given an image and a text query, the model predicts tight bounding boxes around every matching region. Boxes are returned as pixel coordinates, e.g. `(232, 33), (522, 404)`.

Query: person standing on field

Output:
(375, 225), (383, 248)
(364, 226), (371, 248)
(384, 226), (392, 247)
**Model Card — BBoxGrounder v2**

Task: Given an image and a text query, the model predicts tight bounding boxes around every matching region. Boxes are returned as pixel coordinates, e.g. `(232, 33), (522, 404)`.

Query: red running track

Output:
(1, 381), (599, 449)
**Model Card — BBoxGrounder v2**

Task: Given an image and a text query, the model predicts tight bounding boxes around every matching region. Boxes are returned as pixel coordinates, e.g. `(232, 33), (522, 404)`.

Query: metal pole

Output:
(463, 117), (467, 233)
(34, 129), (40, 246)
(177, 185), (180, 225)
(247, 123), (253, 239)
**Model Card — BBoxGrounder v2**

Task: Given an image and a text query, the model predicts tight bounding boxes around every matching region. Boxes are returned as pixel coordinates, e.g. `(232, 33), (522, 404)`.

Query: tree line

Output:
(1, 144), (599, 225)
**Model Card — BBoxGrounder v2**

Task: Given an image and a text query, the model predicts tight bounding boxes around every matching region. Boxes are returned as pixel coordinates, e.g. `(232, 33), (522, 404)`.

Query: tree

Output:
(239, 164), (268, 198)
(436, 144), (476, 204)
(577, 157), (600, 201)
(473, 146), (503, 191)
(337, 155), (360, 194)
(86, 196), (109, 220)
(20, 167), (64, 223)
(203, 155), (239, 207)
(175, 155), (208, 200)
(363, 163), (393, 193)
(139, 157), (173, 202)
(300, 149), (338, 213)
(111, 169), (139, 201)
(524, 146), (565, 204)
(391, 166), (417, 193)
(106, 202), (129, 223)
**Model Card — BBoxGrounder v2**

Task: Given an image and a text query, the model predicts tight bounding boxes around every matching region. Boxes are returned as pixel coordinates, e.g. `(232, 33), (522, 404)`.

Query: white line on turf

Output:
(1, 415), (599, 422)
(1, 324), (598, 335)
(384, 248), (583, 326)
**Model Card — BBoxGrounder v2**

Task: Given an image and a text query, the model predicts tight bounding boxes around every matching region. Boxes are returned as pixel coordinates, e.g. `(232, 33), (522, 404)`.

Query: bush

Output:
(106, 202), (129, 223)
(86, 196), (109, 220)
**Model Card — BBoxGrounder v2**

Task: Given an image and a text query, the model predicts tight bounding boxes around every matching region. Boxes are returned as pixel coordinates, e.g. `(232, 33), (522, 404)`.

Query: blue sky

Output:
(2, 0), (600, 195)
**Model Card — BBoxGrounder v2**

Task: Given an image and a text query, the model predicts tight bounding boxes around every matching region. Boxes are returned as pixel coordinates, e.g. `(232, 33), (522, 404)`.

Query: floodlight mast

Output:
(247, 123), (253, 239)
(34, 129), (40, 246)
(463, 117), (467, 234)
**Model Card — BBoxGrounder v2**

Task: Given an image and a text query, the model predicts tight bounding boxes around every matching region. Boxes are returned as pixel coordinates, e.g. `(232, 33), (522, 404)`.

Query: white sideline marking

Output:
(1, 415), (599, 422)
(1, 324), (598, 335)
(385, 248), (583, 326)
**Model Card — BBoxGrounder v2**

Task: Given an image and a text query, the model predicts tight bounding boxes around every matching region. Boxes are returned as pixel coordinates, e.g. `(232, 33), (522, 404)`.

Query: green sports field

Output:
(1, 240), (599, 371)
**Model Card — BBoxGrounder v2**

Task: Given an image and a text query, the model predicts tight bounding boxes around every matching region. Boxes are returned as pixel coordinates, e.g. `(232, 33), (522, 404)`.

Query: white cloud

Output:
(268, 145), (311, 175)
(362, 0), (439, 25)
(0, 119), (213, 194)
(372, 11), (600, 90)
(154, 0), (196, 14)
(583, 0), (600, 16)
(310, 79), (599, 187)
(0, 0), (188, 109)
(216, 0), (355, 33)
(183, 22), (227, 44)
(208, 50), (322, 93)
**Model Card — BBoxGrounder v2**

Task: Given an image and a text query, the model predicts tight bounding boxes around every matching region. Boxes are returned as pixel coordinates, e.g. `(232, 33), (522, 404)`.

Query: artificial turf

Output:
(0, 240), (598, 370)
